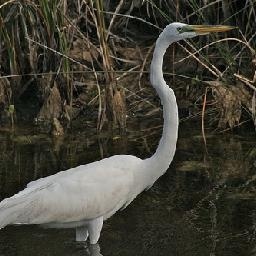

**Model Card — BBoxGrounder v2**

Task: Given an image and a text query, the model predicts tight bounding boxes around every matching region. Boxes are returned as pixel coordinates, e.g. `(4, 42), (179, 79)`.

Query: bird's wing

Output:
(3, 155), (141, 226)
(26, 170), (66, 188)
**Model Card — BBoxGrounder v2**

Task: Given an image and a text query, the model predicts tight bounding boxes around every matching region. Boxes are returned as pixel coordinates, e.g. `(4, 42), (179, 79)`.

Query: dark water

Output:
(0, 121), (255, 256)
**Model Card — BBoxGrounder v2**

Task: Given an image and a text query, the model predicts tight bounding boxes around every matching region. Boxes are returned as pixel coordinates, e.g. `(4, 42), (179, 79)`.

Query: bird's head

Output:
(163, 22), (235, 42)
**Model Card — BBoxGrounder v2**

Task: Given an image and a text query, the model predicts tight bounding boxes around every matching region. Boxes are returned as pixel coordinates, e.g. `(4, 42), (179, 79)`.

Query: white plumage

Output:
(0, 22), (233, 244)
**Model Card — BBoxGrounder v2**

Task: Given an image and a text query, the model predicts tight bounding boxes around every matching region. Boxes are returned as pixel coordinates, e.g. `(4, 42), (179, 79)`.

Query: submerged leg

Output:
(88, 216), (103, 244)
(76, 226), (88, 242)
(88, 243), (103, 256)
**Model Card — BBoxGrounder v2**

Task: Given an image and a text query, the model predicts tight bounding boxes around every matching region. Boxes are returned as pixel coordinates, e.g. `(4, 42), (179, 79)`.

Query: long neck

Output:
(144, 34), (179, 183)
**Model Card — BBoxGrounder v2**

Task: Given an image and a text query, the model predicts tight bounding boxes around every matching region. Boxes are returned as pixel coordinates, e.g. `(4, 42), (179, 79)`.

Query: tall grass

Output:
(0, 0), (70, 124)
(0, 0), (255, 131)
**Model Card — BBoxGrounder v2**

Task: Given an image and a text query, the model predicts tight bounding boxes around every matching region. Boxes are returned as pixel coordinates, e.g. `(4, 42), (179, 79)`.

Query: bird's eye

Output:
(177, 27), (183, 33)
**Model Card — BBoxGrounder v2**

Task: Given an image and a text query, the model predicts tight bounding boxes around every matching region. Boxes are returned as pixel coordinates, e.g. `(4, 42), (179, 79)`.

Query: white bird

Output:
(0, 23), (234, 244)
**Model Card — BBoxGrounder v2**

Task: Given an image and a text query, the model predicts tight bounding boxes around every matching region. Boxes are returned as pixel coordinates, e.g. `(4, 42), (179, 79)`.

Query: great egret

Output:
(0, 23), (233, 244)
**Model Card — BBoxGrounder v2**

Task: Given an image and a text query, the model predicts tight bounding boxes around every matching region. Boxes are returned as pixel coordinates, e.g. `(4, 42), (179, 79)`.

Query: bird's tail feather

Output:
(0, 195), (29, 228)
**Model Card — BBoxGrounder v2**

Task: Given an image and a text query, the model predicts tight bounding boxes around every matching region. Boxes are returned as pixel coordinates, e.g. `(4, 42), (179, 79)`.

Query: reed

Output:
(0, 0), (255, 131)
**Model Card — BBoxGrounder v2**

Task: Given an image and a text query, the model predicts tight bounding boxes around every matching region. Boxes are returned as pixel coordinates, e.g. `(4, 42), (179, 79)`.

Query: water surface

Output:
(0, 122), (255, 256)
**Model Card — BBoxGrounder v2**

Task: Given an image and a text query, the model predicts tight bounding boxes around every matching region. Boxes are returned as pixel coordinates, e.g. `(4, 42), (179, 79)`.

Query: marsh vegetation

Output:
(0, 0), (255, 133)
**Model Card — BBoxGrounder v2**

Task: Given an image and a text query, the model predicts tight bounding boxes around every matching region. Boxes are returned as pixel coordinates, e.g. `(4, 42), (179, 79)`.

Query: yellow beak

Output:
(188, 25), (236, 35)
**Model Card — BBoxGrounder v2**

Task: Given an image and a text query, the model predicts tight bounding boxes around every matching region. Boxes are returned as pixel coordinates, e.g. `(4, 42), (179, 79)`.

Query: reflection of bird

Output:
(0, 23), (233, 244)
(86, 244), (103, 256)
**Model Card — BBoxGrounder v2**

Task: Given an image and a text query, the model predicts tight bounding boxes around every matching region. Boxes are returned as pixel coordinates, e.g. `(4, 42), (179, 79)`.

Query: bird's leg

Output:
(88, 243), (103, 256)
(88, 216), (103, 244)
(76, 226), (88, 242)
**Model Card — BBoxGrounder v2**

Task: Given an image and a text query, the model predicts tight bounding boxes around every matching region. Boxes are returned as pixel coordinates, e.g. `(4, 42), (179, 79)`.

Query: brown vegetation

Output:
(0, 0), (255, 133)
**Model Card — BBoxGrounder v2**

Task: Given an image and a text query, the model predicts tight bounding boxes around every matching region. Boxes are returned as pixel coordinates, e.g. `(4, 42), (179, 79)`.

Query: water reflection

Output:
(87, 244), (103, 256)
(0, 122), (255, 255)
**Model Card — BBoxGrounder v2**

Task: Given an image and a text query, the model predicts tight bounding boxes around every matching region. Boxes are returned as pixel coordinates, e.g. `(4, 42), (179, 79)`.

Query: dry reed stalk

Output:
(90, 0), (128, 132)
(94, 9), (161, 30)
(139, 44), (155, 90)
(0, 0), (15, 9)
(185, 0), (222, 20)
(177, 42), (219, 77)
(252, 91), (256, 128)
(234, 74), (256, 92)
(106, 0), (124, 39)
(201, 87), (208, 152)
